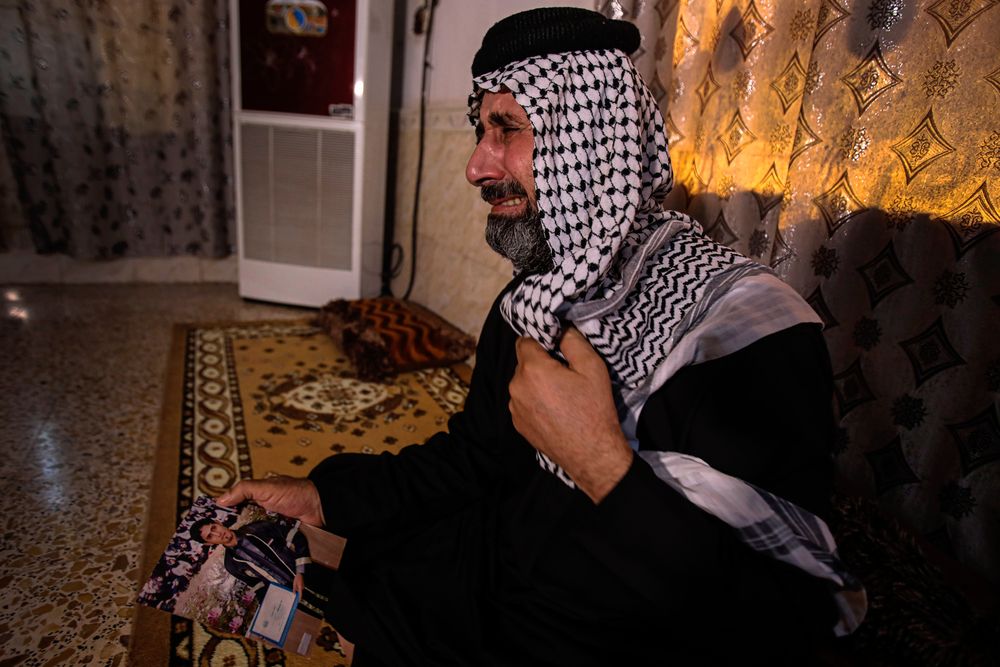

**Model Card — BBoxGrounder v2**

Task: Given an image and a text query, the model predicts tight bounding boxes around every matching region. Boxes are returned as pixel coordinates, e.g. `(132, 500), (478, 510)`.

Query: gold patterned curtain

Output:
(604, 0), (1000, 586)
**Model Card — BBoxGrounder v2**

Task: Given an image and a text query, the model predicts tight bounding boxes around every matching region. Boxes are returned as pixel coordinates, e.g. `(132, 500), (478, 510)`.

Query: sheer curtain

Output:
(607, 0), (1000, 586)
(0, 0), (234, 259)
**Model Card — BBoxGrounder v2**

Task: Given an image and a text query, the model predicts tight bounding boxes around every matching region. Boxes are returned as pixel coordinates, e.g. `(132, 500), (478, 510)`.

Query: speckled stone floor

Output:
(0, 284), (308, 667)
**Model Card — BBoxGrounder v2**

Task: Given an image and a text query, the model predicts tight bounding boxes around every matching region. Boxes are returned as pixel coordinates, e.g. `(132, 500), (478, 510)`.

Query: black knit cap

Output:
(471, 7), (640, 77)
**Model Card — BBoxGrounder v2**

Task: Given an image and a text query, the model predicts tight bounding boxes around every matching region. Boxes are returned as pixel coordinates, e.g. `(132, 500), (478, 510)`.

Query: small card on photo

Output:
(248, 583), (299, 646)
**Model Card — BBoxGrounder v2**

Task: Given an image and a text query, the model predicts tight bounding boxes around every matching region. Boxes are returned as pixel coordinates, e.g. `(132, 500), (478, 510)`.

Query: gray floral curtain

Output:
(0, 0), (234, 259)
(604, 0), (1000, 588)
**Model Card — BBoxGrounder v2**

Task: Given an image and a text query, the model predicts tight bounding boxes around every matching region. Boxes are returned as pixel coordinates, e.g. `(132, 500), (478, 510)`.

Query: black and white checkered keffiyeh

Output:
(470, 48), (866, 635)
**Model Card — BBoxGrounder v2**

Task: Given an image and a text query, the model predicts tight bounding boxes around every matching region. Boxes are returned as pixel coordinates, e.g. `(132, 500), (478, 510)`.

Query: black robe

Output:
(224, 520), (307, 599)
(308, 285), (838, 666)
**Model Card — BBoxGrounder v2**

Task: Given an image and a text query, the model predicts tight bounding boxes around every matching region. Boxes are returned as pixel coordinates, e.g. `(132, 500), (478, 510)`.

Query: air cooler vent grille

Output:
(240, 124), (355, 270)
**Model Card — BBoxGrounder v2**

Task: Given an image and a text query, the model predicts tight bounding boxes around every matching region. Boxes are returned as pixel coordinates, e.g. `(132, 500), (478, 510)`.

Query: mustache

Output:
(480, 181), (528, 204)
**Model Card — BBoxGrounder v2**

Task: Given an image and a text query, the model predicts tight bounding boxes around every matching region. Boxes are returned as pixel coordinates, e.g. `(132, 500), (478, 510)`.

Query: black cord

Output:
(401, 0), (437, 301)
(379, 1), (408, 297)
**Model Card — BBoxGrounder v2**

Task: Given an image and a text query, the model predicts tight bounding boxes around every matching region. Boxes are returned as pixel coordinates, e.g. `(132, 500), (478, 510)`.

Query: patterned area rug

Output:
(131, 319), (469, 667)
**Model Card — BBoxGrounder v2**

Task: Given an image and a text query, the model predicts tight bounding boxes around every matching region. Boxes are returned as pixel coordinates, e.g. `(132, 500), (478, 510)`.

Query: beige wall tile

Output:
(0, 254), (240, 285)
(131, 256), (201, 283)
(199, 256), (239, 282)
(390, 108), (512, 338)
(61, 257), (137, 283)
(0, 253), (64, 283)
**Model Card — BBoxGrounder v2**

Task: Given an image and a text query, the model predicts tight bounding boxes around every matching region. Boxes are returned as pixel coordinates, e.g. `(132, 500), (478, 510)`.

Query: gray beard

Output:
(485, 208), (554, 275)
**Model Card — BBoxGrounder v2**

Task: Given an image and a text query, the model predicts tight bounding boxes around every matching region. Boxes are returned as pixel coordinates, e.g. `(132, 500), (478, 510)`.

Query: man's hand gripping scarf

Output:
(470, 48), (866, 635)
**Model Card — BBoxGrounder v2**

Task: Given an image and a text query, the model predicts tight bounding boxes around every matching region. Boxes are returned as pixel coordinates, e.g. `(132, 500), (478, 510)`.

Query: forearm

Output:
(309, 286), (528, 534)
(308, 419), (513, 536)
(508, 329), (634, 503)
(563, 435), (633, 504)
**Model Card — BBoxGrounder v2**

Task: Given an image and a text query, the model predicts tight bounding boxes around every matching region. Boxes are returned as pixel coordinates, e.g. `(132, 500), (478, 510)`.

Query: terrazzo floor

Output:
(0, 284), (308, 667)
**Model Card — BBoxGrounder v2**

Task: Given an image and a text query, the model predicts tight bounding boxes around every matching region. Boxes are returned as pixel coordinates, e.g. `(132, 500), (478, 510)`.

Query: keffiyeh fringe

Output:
(642, 452), (868, 636)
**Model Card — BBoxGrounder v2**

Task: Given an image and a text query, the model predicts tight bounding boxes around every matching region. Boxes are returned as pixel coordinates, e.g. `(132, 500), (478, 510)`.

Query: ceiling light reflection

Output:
(36, 424), (68, 510)
(7, 305), (29, 321)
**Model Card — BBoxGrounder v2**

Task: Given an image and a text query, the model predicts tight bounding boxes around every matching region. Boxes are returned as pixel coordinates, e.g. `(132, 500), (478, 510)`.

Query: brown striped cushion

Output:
(316, 298), (476, 381)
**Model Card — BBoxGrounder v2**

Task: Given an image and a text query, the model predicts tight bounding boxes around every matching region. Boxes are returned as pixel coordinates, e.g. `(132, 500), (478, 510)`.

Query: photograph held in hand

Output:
(137, 494), (345, 656)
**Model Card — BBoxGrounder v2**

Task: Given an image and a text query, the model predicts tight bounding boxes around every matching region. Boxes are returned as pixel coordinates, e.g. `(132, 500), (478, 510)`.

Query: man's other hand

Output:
(217, 476), (326, 527)
(509, 327), (633, 504)
(293, 573), (304, 595)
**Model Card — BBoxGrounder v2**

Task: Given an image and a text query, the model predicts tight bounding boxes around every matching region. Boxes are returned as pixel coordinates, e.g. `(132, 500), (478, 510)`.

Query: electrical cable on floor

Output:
(399, 0), (437, 301)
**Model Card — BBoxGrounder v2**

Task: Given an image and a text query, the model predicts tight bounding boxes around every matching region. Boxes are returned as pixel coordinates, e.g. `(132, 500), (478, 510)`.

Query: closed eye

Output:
(474, 111), (526, 144)
(488, 111), (522, 132)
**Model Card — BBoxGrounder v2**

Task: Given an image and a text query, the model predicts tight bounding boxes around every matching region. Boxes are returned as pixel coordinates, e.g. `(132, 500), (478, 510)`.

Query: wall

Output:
(388, 0), (592, 337)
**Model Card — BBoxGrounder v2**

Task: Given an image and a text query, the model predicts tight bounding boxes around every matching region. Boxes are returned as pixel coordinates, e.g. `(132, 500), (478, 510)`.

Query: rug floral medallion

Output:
(169, 320), (469, 667)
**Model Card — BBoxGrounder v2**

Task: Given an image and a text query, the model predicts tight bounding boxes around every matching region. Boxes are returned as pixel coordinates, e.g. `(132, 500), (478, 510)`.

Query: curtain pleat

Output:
(0, 0), (234, 259)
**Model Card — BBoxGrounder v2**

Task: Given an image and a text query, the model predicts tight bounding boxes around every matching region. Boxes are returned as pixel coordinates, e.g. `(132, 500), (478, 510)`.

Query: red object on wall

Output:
(239, 0), (357, 117)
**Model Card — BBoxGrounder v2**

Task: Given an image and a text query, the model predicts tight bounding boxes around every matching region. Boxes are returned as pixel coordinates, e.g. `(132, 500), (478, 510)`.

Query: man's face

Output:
(466, 91), (553, 274)
(200, 522), (237, 547)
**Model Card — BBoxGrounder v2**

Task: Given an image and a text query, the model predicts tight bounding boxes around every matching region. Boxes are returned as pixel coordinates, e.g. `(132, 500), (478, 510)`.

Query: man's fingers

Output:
(217, 480), (255, 507)
(559, 327), (606, 376)
(514, 335), (551, 364)
(217, 478), (282, 506)
(217, 477), (325, 526)
(514, 336), (566, 380)
(515, 329), (606, 380)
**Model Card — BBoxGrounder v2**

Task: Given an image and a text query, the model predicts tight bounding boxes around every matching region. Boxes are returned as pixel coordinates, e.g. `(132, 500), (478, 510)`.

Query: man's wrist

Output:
(574, 439), (634, 504)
